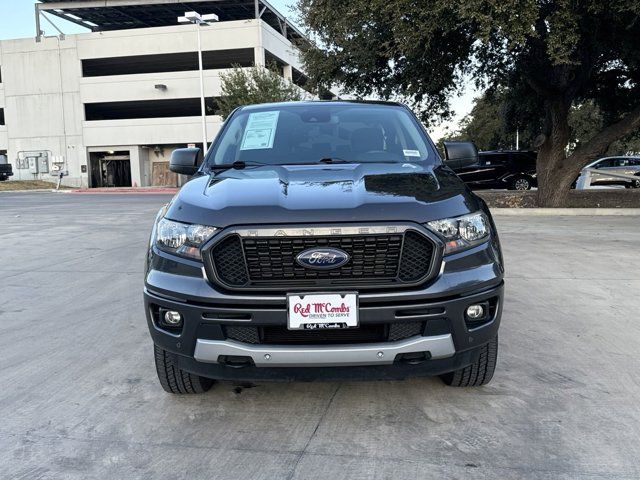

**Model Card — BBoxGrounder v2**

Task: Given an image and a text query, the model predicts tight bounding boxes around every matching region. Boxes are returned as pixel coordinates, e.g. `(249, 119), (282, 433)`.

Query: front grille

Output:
(244, 235), (402, 282)
(262, 324), (386, 344)
(388, 322), (423, 341)
(224, 322), (423, 345)
(398, 231), (435, 281)
(211, 235), (248, 286)
(207, 227), (438, 290)
(225, 325), (260, 344)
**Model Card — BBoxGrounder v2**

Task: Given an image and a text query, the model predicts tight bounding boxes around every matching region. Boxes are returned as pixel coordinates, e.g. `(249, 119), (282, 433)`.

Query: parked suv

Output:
(145, 101), (504, 394)
(0, 154), (13, 181)
(581, 156), (640, 188)
(450, 149), (537, 190)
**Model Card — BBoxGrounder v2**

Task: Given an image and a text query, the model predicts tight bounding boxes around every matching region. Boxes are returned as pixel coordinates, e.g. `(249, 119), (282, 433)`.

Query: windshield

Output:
(208, 103), (436, 167)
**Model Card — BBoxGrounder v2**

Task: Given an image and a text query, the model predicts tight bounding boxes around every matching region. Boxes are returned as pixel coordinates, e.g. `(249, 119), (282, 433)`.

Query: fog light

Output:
(163, 310), (183, 326)
(466, 304), (485, 320)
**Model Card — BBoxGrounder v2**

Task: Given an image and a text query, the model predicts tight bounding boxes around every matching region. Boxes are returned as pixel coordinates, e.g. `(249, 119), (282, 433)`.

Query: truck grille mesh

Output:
(388, 321), (423, 341)
(398, 232), (435, 281)
(211, 235), (248, 286)
(207, 229), (436, 290)
(224, 322), (423, 345)
(243, 235), (402, 281)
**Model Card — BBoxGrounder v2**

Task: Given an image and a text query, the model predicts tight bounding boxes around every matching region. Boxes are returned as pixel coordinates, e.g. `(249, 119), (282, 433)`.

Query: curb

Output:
(490, 208), (640, 216)
(71, 188), (179, 194)
(0, 189), (72, 193)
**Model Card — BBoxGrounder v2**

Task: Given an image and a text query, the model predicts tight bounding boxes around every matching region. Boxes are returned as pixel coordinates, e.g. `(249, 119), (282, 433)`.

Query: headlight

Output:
(427, 212), (490, 254)
(155, 218), (218, 260)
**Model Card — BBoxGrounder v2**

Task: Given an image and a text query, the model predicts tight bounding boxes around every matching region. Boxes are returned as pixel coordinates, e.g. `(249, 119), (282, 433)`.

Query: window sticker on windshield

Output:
(240, 111), (280, 150)
(403, 149), (421, 157)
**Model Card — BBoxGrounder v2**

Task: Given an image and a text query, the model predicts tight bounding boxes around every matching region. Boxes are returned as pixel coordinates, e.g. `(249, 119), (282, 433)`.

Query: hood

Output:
(165, 163), (481, 226)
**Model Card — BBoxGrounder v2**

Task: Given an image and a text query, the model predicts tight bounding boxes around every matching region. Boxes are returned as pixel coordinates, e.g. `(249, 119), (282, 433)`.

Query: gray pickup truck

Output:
(144, 101), (504, 394)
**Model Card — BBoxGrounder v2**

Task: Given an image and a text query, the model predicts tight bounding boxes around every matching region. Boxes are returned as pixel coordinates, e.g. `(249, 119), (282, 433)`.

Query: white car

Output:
(581, 156), (640, 188)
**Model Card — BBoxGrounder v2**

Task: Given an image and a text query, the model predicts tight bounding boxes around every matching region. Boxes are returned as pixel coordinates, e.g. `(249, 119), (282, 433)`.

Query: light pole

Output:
(178, 11), (219, 152)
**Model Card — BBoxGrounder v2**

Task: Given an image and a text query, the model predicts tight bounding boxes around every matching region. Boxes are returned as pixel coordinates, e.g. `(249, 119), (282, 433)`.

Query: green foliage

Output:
(296, 0), (640, 124)
(217, 65), (304, 119)
(444, 89), (540, 150)
(569, 101), (640, 155)
(444, 94), (509, 150)
(296, 0), (640, 204)
(448, 94), (640, 154)
(568, 101), (604, 151)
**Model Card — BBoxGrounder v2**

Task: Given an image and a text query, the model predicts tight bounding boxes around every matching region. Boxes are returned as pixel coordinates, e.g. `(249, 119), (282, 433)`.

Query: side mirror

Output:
(442, 141), (479, 170)
(170, 148), (201, 175)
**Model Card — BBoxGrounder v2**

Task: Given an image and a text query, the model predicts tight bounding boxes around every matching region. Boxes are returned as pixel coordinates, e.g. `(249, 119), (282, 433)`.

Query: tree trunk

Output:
(536, 103), (640, 207)
(536, 98), (575, 207)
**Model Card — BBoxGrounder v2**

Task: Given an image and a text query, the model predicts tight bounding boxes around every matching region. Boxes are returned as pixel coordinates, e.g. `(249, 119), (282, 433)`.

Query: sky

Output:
(0, 1), (476, 140)
(0, 0), (295, 39)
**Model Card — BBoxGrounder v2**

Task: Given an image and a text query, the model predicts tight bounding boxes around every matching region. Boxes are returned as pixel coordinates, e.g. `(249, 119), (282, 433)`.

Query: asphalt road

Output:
(1, 192), (639, 479)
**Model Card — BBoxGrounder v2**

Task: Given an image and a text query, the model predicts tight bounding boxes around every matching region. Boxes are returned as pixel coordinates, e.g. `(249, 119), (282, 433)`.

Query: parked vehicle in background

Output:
(581, 156), (640, 188)
(0, 154), (13, 181)
(144, 101), (505, 394)
(450, 150), (537, 190)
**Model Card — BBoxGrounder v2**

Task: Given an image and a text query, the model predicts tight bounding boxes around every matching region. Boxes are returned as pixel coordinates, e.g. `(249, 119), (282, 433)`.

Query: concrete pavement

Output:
(1, 192), (639, 479)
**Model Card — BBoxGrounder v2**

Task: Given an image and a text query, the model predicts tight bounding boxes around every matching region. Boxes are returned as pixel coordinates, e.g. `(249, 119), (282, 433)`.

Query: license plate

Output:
(287, 293), (358, 330)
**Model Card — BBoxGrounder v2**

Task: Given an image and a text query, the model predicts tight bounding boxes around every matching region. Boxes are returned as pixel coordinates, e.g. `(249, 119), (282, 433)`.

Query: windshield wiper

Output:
(210, 160), (353, 170)
(208, 160), (273, 171)
(318, 157), (352, 164)
(208, 158), (410, 171)
(318, 158), (410, 165)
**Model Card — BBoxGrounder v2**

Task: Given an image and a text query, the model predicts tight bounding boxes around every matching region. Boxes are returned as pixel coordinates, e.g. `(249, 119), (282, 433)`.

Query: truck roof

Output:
(239, 100), (408, 110)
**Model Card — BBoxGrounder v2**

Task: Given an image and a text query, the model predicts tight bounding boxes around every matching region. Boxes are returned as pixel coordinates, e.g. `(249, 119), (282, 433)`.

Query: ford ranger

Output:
(144, 101), (504, 393)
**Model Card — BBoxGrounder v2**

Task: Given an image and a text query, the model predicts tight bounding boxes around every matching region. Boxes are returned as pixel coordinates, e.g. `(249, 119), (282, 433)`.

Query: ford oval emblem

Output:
(296, 247), (350, 270)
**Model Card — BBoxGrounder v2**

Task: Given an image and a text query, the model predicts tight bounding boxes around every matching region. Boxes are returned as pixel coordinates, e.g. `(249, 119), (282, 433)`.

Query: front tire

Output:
(625, 177), (640, 189)
(509, 176), (532, 190)
(440, 336), (498, 387)
(154, 344), (214, 394)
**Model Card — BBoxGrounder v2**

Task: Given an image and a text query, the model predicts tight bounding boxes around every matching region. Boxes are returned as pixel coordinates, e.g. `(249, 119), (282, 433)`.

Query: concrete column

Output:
(129, 147), (143, 187)
(283, 64), (293, 81)
(138, 146), (150, 187)
(254, 46), (265, 67)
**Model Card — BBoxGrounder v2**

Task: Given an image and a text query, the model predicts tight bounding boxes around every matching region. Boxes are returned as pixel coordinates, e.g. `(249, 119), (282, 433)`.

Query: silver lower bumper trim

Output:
(193, 334), (455, 367)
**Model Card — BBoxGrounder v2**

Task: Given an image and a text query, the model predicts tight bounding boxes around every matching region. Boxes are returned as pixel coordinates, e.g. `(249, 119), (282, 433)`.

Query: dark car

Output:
(451, 149), (537, 190)
(144, 101), (504, 394)
(0, 154), (13, 181)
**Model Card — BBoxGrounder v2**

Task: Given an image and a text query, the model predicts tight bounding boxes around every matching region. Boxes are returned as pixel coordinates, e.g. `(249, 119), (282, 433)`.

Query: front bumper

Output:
(144, 283), (503, 381)
(170, 345), (485, 382)
(144, 228), (504, 380)
(194, 334), (455, 367)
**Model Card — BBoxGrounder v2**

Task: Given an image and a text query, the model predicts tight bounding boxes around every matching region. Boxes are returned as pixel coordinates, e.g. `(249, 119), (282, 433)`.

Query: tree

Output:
(446, 94), (640, 155)
(446, 93), (510, 150)
(296, 0), (640, 206)
(569, 101), (640, 155)
(445, 89), (540, 150)
(217, 65), (304, 119)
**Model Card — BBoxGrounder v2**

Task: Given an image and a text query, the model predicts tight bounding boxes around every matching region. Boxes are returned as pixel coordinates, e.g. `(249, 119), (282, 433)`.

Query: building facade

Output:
(0, 2), (307, 187)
